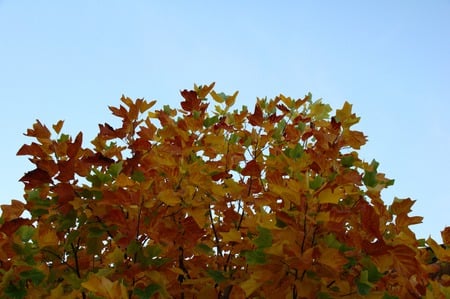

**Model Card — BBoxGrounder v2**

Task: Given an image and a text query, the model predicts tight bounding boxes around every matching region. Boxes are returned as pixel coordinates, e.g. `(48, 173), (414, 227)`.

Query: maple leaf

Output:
(241, 159), (261, 177)
(247, 103), (264, 126)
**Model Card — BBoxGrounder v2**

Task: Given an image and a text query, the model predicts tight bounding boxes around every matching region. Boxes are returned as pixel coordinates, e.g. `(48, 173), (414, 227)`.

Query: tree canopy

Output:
(1, 83), (450, 298)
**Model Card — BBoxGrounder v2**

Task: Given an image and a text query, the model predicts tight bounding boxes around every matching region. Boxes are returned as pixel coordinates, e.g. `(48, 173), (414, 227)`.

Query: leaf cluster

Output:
(1, 83), (450, 298)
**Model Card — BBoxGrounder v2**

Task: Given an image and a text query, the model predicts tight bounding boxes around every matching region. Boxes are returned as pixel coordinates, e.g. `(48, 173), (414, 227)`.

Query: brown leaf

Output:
(247, 103), (264, 126)
(19, 168), (53, 187)
(241, 159), (261, 177)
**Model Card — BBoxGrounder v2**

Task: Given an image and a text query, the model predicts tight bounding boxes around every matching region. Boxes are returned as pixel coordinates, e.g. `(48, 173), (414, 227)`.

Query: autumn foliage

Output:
(1, 83), (450, 298)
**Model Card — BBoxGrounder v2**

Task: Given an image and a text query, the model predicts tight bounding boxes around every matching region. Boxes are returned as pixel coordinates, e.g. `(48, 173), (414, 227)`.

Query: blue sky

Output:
(1, 1), (449, 241)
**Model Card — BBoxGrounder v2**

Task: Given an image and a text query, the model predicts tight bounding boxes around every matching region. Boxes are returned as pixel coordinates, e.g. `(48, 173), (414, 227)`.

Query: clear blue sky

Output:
(1, 1), (449, 242)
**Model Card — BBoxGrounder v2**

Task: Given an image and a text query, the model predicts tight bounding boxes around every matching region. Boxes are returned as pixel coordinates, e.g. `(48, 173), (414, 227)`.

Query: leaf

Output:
(134, 284), (161, 299)
(241, 159), (261, 177)
(363, 159), (379, 187)
(82, 274), (128, 299)
(180, 89), (202, 112)
(243, 249), (266, 265)
(310, 99), (332, 120)
(253, 226), (272, 249)
(206, 269), (226, 283)
(1, 200), (26, 222)
(221, 228), (242, 243)
(203, 115), (219, 128)
(335, 101), (360, 128)
(108, 161), (123, 178)
(318, 188), (342, 204)
(5, 281), (26, 299)
(442, 227), (450, 246)
(247, 103), (264, 126)
(157, 189), (181, 206)
(52, 120), (64, 134)
(131, 170), (146, 182)
(20, 269), (45, 285)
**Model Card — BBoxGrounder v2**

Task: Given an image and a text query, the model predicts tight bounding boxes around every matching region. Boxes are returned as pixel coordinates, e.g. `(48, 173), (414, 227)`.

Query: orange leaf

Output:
(52, 120), (64, 134)
(0, 200), (26, 222)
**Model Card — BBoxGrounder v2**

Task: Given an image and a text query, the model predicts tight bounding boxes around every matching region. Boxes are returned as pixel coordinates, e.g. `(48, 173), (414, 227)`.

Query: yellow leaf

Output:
(317, 188), (342, 204)
(210, 90), (225, 103)
(115, 173), (135, 187)
(195, 82), (215, 99)
(315, 211), (330, 223)
(105, 247), (125, 265)
(82, 275), (128, 299)
(240, 277), (262, 297)
(38, 228), (59, 247)
(157, 189), (181, 206)
(190, 207), (208, 228)
(318, 247), (348, 272)
(221, 228), (242, 243)
(335, 101), (360, 128)
(49, 284), (64, 299)
(226, 90), (239, 107)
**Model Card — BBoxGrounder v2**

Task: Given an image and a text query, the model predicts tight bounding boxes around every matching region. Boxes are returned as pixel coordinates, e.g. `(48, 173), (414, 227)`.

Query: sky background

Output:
(1, 1), (449, 242)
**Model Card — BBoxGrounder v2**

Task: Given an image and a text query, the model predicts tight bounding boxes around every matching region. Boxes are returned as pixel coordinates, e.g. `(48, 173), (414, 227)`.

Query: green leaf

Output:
(318, 292), (332, 299)
(253, 226), (272, 249)
(149, 257), (170, 267)
(309, 175), (324, 190)
(20, 269), (45, 285)
(243, 249), (266, 265)
(108, 161), (123, 178)
(203, 115), (219, 128)
(86, 237), (102, 255)
(134, 284), (161, 299)
(356, 270), (373, 295)
(16, 226), (35, 242)
(195, 243), (214, 255)
(284, 143), (303, 159)
(356, 280), (372, 295)
(5, 281), (26, 299)
(131, 170), (146, 182)
(58, 133), (70, 143)
(366, 262), (383, 283)
(341, 154), (355, 167)
(206, 269), (226, 283)
(88, 226), (105, 238)
(145, 244), (163, 258)
(363, 160), (379, 187)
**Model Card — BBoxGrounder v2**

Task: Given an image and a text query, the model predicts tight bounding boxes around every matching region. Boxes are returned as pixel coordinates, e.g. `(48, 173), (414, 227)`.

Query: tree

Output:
(0, 83), (449, 298)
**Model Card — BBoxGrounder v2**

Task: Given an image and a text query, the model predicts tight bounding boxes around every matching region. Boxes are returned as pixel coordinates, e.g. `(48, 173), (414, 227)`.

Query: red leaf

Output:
(25, 120), (51, 139)
(19, 168), (53, 187)
(16, 142), (48, 158)
(268, 113), (284, 123)
(83, 153), (115, 167)
(57, 160), (75, 182)
(0, 218), (31, 236)
(247, 103), (264, 126)
(180, 90), (201, 112)
(211, 171), (232, 181)
(241, 159), (261, 177)
(276, 103), (290, 113)
(358, 200), (381, 239)
(67, 132), (83, 158)
(99, 123), (118, 139)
